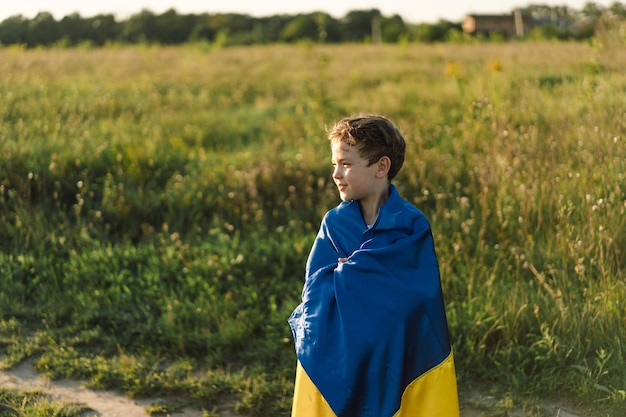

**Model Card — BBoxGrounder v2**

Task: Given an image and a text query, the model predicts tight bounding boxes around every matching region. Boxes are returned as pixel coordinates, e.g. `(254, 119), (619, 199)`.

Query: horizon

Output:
(0, 0), (620, 25)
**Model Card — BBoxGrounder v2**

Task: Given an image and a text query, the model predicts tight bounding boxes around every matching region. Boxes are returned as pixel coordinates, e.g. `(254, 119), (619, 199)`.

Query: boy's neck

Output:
(360, 185), (390, 225)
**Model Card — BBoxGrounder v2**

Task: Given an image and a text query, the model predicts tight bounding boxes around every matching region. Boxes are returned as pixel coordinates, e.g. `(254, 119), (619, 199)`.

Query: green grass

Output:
(1, 34), (625, 416)
(0, 388), (92, 417)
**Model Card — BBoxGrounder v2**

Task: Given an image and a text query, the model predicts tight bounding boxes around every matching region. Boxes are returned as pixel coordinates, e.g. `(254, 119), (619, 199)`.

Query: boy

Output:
(289, 114), (459, 417)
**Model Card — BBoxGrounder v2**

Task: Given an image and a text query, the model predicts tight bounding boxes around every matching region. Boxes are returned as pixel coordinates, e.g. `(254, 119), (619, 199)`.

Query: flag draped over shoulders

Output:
(289, 184), (459, 417)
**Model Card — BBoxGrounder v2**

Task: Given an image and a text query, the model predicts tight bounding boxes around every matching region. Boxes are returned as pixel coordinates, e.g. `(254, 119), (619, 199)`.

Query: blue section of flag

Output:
(289, 184), (452, 417)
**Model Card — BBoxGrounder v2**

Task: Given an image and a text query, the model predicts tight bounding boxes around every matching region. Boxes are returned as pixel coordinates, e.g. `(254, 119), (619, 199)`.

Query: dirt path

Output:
(458, 387), (587, 417)
(0, 361), (203, 417)
(0, 362), (589, 417)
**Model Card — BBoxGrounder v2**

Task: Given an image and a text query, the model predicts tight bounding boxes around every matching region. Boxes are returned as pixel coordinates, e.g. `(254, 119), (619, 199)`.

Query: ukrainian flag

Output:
(289, 185), (459, 417)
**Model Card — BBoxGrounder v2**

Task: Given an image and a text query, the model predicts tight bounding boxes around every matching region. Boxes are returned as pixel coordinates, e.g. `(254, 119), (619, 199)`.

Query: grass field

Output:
(1, 34), (625, 416)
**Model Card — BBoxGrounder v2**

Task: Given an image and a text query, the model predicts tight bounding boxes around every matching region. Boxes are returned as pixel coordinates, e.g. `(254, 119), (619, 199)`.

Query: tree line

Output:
(1, 2), (624, 48)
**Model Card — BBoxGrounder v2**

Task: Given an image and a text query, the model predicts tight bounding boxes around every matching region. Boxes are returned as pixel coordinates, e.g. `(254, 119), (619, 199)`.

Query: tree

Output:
(208, 14), (258, 46)
(153, 9), (196, 44)
(123, 9), (157, 43)
(187, 14), (218, 43)
(279, 12), (340, 43)
(280, 14), (319, 42)
(608, 2), (626, 17)
(343, 9), (382, 42)
(87, 14), (122, 45)
(314, 12), (343, 43)
(58, 13), (89, 46)
(0, 15), (29, 45)
(27, 12), (62, 46)
(582, 2), (605, 18)
(381, 14), (407, 43)
(412, 20), (456, 42)
(257, 15), (292, 43)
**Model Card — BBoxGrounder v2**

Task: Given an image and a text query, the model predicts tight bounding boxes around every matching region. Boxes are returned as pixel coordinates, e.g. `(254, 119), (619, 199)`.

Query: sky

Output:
(0, 0), (618, 24)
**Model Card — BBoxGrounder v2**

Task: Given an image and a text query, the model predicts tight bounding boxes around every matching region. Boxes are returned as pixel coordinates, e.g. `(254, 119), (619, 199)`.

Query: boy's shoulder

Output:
(386, 185), (427, 217)
(323, 186), (430, 230)
(324, 199), (360, 224)
(380, 191), (430, 231)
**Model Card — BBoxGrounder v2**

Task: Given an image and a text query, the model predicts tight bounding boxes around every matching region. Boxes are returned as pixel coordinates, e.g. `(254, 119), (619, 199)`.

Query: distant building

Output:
(462, 10), (535, 37)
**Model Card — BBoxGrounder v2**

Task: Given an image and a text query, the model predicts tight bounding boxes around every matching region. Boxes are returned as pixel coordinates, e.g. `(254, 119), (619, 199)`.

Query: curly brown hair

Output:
(328, 113), (406, 181)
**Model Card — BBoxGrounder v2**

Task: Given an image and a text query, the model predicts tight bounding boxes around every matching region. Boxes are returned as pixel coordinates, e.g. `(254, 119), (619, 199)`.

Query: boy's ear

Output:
(375, 156), (391, 178)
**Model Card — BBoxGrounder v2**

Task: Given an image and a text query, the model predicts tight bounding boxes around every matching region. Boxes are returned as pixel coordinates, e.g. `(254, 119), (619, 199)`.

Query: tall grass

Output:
(1, 38), (625, 415)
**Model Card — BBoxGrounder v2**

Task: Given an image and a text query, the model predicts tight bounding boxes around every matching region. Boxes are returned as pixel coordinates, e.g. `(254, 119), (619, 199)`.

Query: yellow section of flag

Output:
(292, 352), (459, 417)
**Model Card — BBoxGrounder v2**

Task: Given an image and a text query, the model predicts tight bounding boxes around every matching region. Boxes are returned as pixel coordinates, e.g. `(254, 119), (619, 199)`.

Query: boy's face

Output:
(331, 142), (380, 202)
